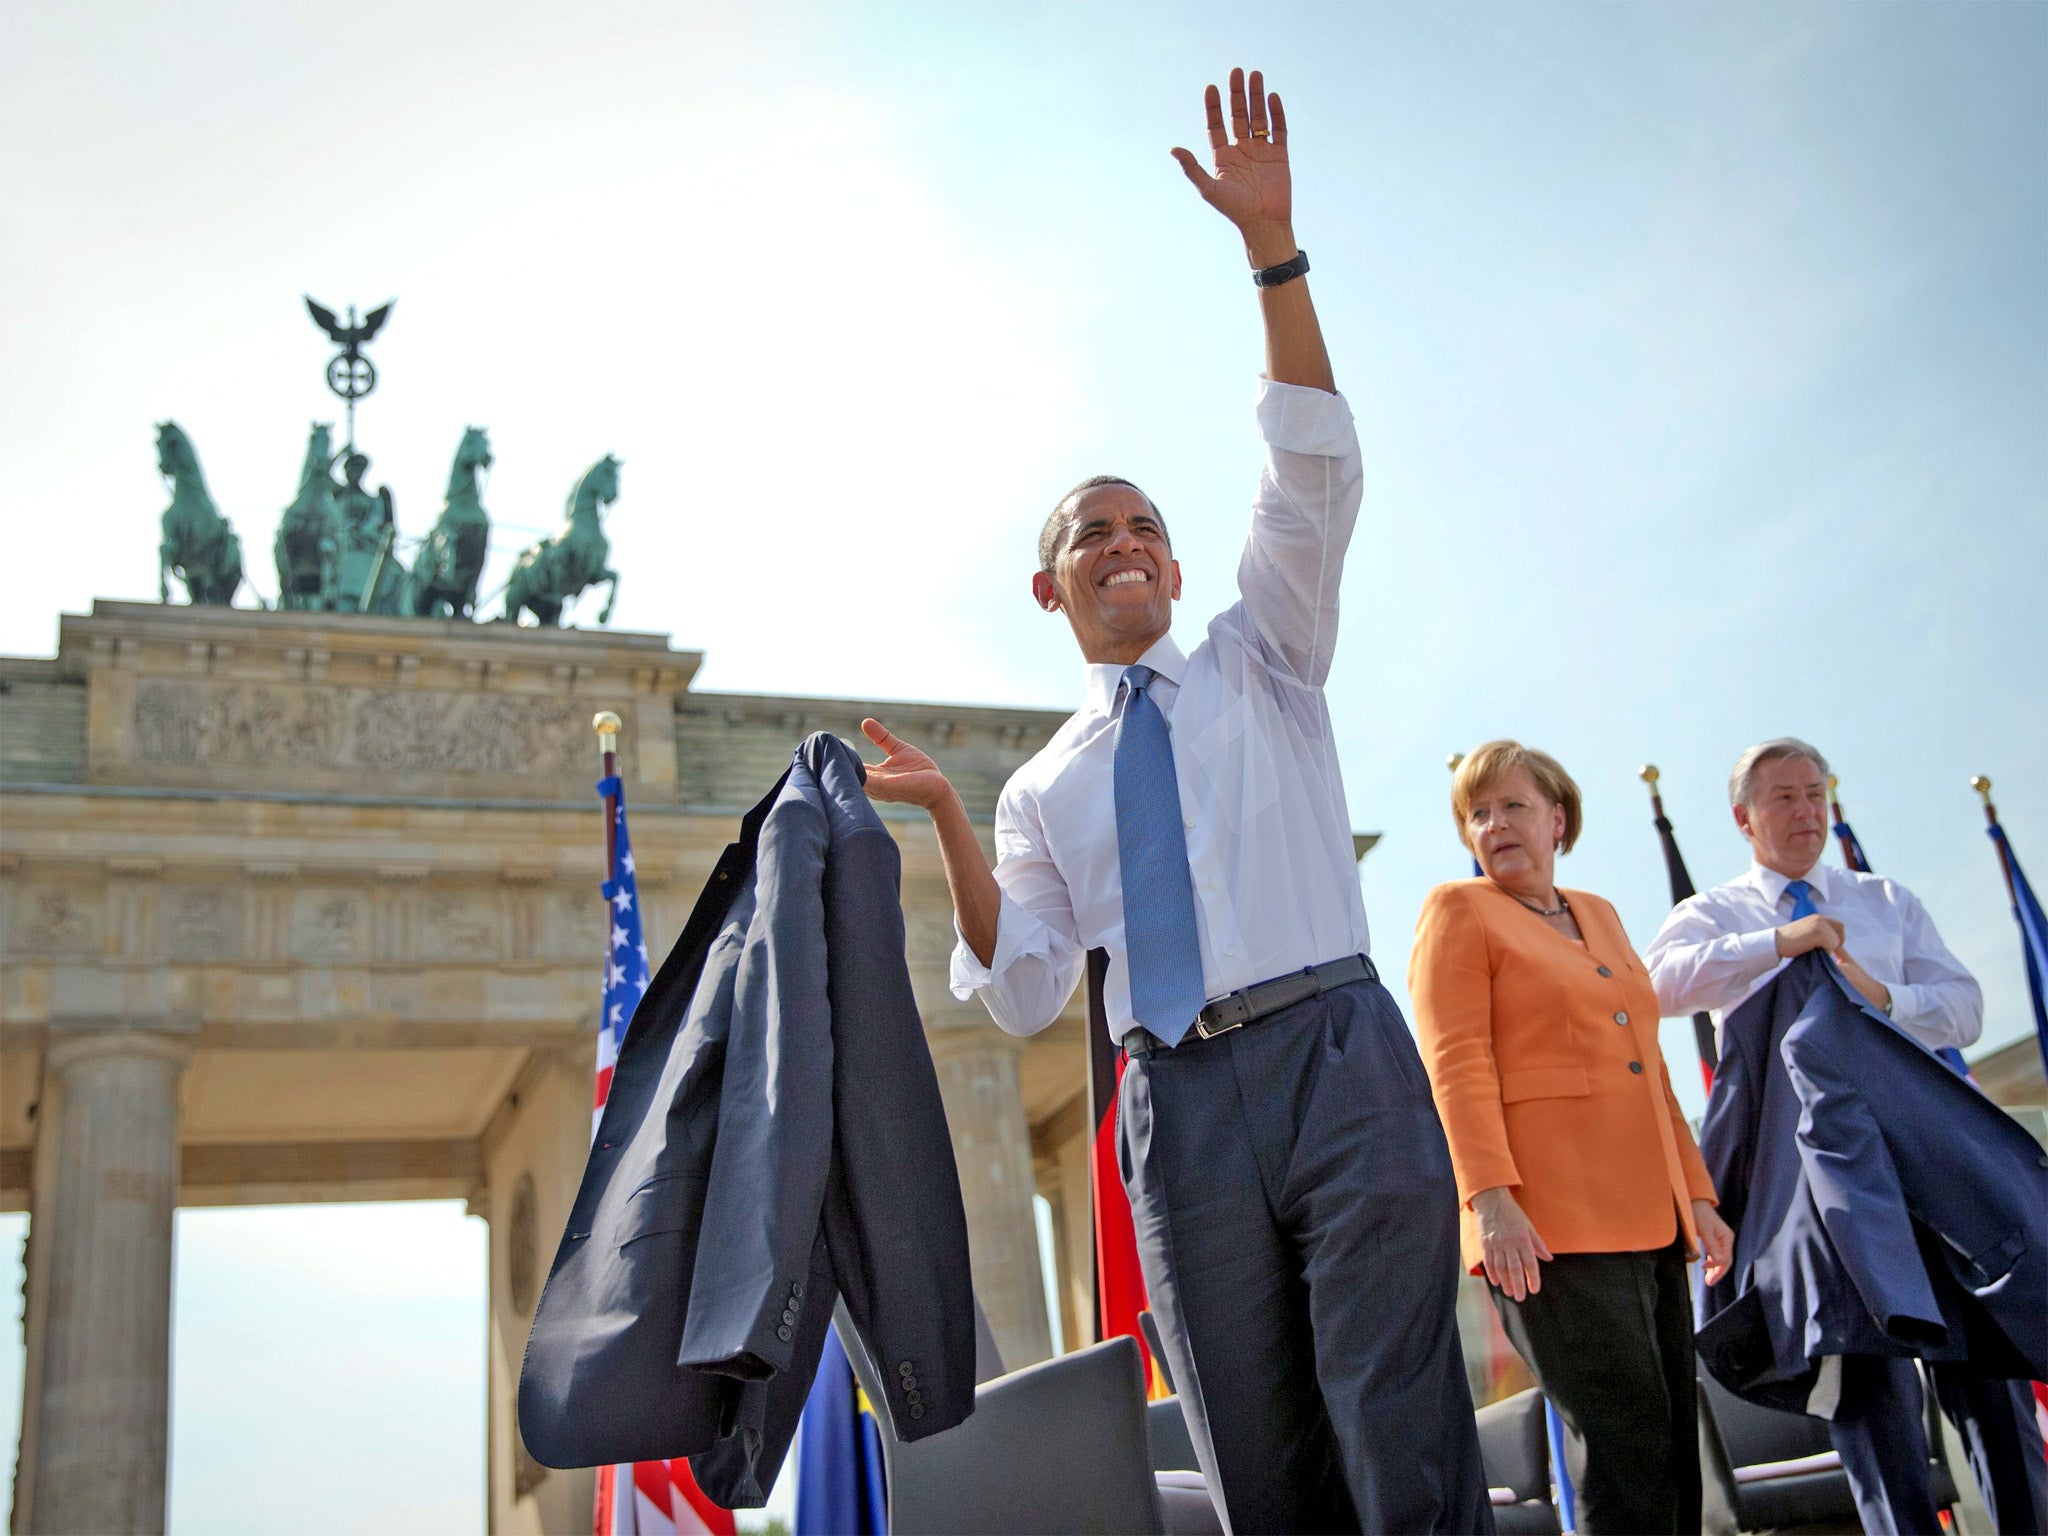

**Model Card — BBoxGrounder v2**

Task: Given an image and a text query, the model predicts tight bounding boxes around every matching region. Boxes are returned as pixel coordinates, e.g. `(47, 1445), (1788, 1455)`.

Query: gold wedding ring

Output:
(1250, 127), (1270, 139)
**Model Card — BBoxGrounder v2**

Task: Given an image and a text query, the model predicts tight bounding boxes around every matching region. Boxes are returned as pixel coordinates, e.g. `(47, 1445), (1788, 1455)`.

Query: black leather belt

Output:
(1129, 954), (1378, 1053)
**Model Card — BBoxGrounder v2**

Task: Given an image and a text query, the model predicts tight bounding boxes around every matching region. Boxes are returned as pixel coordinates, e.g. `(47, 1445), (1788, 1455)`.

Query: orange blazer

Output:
(1408, 879), (1717, 1274)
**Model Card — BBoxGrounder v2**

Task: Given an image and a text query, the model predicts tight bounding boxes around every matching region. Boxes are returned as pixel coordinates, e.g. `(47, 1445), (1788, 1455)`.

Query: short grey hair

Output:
(1038, 475), (1168, 576)
(1729, 737), (1831, 806)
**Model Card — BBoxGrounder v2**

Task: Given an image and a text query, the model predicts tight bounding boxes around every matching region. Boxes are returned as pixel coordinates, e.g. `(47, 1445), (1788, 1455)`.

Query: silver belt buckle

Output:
(1192, 991), (1253, 1040)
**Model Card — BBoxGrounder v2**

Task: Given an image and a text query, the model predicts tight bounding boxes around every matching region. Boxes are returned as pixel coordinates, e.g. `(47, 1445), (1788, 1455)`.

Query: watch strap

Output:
(1252, 248), (1310, 288)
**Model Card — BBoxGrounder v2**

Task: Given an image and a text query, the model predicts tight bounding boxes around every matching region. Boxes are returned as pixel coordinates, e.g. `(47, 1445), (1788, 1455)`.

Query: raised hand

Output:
(1171, 67), (1295, 264)
(860, 719), (957, 813)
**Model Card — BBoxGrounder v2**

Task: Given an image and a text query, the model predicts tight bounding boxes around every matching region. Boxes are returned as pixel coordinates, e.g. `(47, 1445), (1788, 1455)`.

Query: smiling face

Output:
(1465, 765), (1567, 897)
(1734, 754), (1830, 878)
(1030, 484), (1181, 665)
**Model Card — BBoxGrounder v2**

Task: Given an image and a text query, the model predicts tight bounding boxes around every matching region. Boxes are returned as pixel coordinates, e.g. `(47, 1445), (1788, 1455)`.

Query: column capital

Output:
(44, 1021), (198, 1075)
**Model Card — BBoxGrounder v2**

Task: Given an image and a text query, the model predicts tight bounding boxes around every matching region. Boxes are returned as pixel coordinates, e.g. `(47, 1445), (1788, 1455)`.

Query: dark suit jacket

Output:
(518, 734), (975, 1505)
(1696, 951), (2048, 1413)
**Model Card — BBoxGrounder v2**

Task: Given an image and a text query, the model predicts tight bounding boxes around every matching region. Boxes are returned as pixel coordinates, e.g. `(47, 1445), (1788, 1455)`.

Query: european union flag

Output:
(1986, 820), (2048, 1080)
(794, 1324), (888, 1536)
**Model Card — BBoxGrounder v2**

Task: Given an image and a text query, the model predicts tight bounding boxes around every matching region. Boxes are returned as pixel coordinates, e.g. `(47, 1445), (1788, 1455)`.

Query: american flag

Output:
(590, 770), (735, 1536)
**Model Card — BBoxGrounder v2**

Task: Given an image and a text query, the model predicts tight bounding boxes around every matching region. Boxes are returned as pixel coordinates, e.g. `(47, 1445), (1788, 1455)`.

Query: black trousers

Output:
(1488, 1238), (1701, 1535)
(1830, 1356), (2048, 1536)
(1119, 977), (1493, 1536)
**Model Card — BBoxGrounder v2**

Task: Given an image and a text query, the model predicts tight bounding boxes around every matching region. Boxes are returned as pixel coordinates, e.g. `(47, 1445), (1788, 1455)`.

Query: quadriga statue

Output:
(503, 454), (621, 626)
(407, 426), (494, 620)
(155, 421), (244, 605)
(274, 422), (340, 610)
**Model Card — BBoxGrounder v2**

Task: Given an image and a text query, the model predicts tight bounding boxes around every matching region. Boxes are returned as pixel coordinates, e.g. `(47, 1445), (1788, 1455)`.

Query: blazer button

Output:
(790, 1282), (804, 1298)
(1613, 1011), (1629, 1025)
(1628, 1061), (1644, 1074)
(776, 1325), (793, 1342)
(1596, 965), (1612, 978)
(898, 1361), (915, 1377)
(902, 1375), (918, 1391)
(781, 1308), (798, 1325)
(909, 1405), (926, 1420)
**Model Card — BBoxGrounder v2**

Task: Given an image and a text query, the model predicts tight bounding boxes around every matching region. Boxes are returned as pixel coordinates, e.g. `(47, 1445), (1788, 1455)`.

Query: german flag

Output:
(1084, 949), (1164, 1394)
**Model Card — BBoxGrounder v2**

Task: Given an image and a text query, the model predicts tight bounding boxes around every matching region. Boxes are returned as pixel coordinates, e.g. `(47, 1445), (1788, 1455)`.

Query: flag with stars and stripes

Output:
(588, 771), (734, 1536)
(594, 772), (651, 1136)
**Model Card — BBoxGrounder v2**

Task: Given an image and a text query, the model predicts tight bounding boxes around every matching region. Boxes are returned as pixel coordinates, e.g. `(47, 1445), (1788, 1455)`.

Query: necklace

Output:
(1514, 892), (1570, 918)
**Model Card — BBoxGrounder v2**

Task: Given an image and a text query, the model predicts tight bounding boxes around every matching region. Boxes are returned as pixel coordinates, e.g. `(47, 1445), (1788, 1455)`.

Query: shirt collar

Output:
(1083, 632), (1187, 716)
(1749, 857), (1831, 907)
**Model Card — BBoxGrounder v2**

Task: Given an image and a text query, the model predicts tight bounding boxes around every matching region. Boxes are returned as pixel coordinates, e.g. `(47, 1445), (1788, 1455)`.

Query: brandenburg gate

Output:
(0, 600), (1098, 1533)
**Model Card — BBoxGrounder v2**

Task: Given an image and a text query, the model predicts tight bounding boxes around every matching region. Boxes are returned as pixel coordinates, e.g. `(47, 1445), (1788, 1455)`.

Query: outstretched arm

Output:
(1172, 68), (1333, 393)
(862, 719), (1000, 966)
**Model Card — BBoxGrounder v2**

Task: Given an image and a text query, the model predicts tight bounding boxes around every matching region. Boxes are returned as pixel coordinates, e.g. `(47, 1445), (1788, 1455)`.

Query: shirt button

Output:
(1596, 966), (1612, 978)
(1613, 1011), (1629, 1025)
(1184, 815), (1195, 830)
(1628, 1061), (1644, 1075)
(1223, 945), (1236, 958)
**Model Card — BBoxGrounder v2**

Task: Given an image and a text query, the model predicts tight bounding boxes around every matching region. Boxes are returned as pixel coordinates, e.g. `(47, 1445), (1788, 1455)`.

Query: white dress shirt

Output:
(1644, 859), (1982, 1053)
(950, 378), (1368, 1042)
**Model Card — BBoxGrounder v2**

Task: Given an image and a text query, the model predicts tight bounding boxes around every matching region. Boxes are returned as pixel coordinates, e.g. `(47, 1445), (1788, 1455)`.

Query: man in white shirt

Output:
(860, 67), (1489, 1536)
(1648, 738), (2047, 1536)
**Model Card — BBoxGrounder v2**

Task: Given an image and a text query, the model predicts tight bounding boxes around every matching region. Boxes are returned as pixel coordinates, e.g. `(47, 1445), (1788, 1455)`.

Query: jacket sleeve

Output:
(1660, 1051), (1718, 1204)
(1409, 884), (1521, 1203)
(677, 788), (837, 1381)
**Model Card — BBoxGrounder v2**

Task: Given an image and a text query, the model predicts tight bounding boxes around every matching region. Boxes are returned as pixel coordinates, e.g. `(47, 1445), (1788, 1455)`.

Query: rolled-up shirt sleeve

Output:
(1238, 380), (1364, 687)
(1885, 886), (1983, 1051)
(948, 787), (1085, 1037)
(1645, 897), (1784, 1016)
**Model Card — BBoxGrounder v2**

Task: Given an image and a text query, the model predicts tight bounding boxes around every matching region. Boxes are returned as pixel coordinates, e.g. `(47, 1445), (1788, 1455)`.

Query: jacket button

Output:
(1628, 1061), (1644, 1074)
(898, 1361), (915, 1377)
(907, 1390), (922, 1406)
(781, 1308), (797, 1326)
(909, 1405), (925, 1420)
(776, 1325), (792, 1342)
(1613, 1011), (1629, 1025)
(1596, 965), (1612, 978)
(790, 1282), (803, 1298)
(902, 1374), (918, 1391)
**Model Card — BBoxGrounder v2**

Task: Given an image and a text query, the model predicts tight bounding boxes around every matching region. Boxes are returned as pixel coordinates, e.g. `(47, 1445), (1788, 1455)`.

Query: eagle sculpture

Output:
(304, 296), (394, 349)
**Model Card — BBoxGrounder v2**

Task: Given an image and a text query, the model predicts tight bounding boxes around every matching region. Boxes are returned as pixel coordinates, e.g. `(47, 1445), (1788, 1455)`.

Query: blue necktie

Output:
(1785, 879), (1819, 919)
(1113, 665), (1207, 1046)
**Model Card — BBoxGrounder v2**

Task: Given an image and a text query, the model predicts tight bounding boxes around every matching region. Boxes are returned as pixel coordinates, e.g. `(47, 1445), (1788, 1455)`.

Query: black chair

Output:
(1475, 1388), (1562, 1535)
(837, 1303), (1216, 1534)
(1696, 1370), (1960, 1534)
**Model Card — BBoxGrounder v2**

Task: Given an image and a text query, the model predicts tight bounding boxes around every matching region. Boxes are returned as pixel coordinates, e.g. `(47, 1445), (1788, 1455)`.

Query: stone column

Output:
(480, 1050), (596, 1536)
(22, 1026), (192, 1535)
(1049, 1121), (1098, 1350)
(928, 1024), (1052, 1371)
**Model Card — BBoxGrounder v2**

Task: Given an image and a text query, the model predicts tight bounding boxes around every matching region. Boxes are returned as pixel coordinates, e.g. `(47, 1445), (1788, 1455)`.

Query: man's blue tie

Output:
(1785, 879), (1819, 919)
(1113, 665), (1207, 1046)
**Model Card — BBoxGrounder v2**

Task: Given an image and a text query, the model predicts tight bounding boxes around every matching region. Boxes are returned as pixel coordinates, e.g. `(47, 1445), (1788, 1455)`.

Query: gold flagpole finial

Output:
(1638, 764), (1660, 787)
(1971, 774), (1993, 805)
(1827, 773), (1840, 794)
(593, 710), (622, 765)
(1446, 752), (1465, 773)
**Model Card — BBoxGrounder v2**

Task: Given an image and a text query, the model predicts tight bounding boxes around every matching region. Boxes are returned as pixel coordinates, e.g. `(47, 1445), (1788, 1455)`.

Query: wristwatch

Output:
(1252, 249), (1310, 288)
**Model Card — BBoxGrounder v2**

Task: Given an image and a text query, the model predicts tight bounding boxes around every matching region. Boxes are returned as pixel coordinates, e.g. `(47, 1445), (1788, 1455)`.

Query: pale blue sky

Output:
(3, 2), (2044, 1529)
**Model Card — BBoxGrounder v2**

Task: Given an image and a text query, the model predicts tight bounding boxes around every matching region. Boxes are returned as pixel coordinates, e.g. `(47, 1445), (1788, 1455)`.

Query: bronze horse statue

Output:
(274, 422), (340, 610)
(156, 421), (244, 605)
(503, 455), (621, 626)
(407, 426), (494, 620)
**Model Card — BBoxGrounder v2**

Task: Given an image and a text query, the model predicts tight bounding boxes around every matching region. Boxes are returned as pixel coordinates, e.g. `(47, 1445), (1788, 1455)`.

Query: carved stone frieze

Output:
(130, 679), (633, 780)
(13, 887), (101, 954)
(158, 888), (240, 961)
(421, 893), (505, 960)
(292, 892), (369, 962)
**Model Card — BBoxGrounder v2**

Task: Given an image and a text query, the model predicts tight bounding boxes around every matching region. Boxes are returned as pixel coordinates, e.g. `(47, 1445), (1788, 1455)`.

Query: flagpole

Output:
(595, 711), (621, 871)
(1973, 776), (2022, 908)
(1826, 773), (1869, 872)
(1640, 764), (1720, 1088)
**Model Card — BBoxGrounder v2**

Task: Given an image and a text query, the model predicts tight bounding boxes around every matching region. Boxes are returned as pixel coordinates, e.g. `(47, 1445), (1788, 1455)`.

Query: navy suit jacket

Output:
(1696, 951), (2048, 1413)
(518, 734), (976, 1505)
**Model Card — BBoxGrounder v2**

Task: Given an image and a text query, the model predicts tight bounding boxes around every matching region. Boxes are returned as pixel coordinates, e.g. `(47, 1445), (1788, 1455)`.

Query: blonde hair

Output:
(1451, 740), (1583, 855)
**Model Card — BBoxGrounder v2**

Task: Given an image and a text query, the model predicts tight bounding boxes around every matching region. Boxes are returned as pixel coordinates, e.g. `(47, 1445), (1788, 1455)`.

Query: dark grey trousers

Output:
(1489, 1239), (1700, 1534)
(1118, 976), (1493, 1535)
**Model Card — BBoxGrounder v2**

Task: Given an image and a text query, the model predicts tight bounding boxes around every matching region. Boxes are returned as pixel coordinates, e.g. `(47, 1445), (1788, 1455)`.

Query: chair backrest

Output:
(1699, 1374), (1833, 1469)
(836, 1304), (1165, 1535)
(1472, 1388), (1551, 1505)
(1146, 1397), (1202, 1473)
